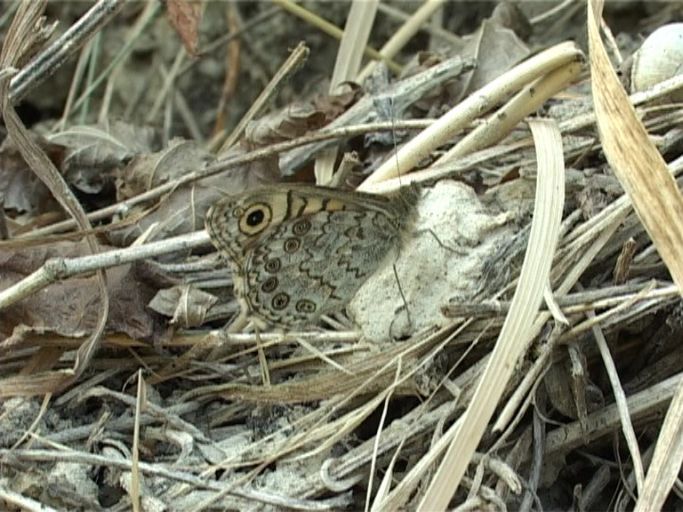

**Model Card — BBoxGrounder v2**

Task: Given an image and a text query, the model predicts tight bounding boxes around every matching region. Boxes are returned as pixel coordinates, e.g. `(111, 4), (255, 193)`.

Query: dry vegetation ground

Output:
(1, 0), (683, 510)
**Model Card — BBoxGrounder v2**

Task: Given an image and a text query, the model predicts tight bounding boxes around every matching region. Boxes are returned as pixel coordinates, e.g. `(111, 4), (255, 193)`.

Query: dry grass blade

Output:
(586, 296), (644, 493)
(314, 0), (378, 185)
(419, 118), (565, 509)
(635, 379), (683, 511)
(356, 0), (445, 83)
(0, 230), (209, 310)
(272, 0), (401, 74)
(434, 58), (582, 165)
(365, 359), (401, 512)
(331, 1), (378, 90)
(216, 42), (310, 153)
(8, 0), (125, 103)
(69, 1), (160, 116)
(545, 372), (683, 456)
(131, 370), (145, 512)
(587, 2), (683, 504)
(0, 485), (59, 512)
(4, 4), (683, 509)
(587, 0), (683, 291)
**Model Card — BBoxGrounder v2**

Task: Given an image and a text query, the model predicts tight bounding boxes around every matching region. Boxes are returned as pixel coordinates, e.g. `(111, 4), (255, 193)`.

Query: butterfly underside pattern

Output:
(205, 185), (419, 328)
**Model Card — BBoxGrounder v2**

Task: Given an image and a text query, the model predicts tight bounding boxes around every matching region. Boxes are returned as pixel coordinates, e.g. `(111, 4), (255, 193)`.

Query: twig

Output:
(361, 41), (583, 188)
(280, 55), (473, 174)
(68, 1), (160, 115)
(0, 447), (349, 509)
(0, 231), (208, 309)
(8, 0), (125, 103)
(215, 42), (310, 153)
(272, 0), (401, 74)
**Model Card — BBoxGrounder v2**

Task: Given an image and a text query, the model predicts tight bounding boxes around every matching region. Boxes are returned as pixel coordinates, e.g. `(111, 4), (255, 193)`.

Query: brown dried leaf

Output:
(312, 85), (361, 122)
(588, 0), (683, 290)
(244, 88), (359, 148)
(166, 0), (203, 56)
(244, 102), (326, 148)
(116, 138), (212, 200)
(110, 145), (280, 245)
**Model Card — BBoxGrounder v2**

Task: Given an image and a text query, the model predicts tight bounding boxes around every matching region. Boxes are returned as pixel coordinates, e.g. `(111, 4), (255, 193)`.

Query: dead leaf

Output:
(0, 242), (173, 347)
(116, 138), (213, 200)
(244, 102), (326, 148)
(109, 144), (280, 245)
(0, 133), (62, 214)
(148, 284), (217, 328)
(166, 0), (203, 56)
(48, 121), (158, 194)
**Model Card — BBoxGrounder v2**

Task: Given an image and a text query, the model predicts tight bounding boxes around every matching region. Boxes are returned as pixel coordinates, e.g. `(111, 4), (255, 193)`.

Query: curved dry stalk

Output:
(420, 118), (565, 509)
(360, 41), (584, 188)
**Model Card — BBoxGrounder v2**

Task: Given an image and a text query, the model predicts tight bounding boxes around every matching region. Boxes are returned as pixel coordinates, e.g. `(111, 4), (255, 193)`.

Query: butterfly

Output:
(205, 185), (419, 328)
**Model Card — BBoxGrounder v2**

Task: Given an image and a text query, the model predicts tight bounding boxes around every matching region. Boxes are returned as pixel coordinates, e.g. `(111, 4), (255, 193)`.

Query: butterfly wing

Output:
(244, 208), (402, 326)
(205, 185), (419, 327)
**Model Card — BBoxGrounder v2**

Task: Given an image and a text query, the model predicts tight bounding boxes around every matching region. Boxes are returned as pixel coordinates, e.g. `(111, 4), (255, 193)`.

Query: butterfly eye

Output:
(247, 209), (265, 226)
(239, 203), (272, 235)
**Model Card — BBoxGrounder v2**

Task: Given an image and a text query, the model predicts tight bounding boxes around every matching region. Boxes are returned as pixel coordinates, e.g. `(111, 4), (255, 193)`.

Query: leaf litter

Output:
(1, 1), (683, 510)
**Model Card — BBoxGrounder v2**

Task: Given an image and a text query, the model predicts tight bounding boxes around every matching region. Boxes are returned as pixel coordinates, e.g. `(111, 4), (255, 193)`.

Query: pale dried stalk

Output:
(18, 120), (431, 239)
(8, 0), (124, 103)
(587, 0), (683, 291)
(0, 0), (108, 395)
(586, 293), (644, 493)
(545, 372), (683, 455)
(636, 379), (683, 511)
(360, 41), (583, 189)
(0, 231), (209, 309)
(434, 59), (583, 165)
(272, 0), (401, 74)
(70, 0), (160, 115)
(314, 0), (379, 185)
(588, 2), (683, 503)
(419, 119), (565, 509)
(215, 42), (310, 153)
